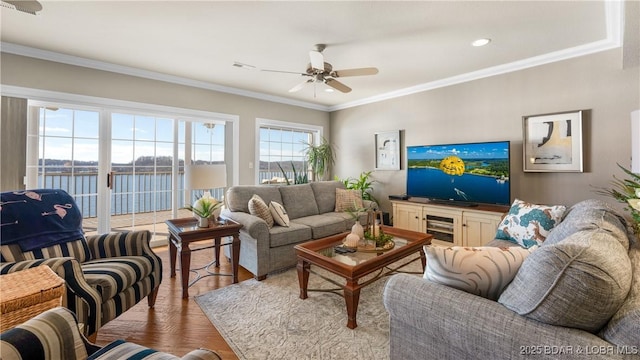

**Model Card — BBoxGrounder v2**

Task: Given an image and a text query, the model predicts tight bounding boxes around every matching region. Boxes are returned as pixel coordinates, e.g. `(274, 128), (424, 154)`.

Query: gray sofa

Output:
(383, 199), (639, 360)
(221, 181), (373, 280)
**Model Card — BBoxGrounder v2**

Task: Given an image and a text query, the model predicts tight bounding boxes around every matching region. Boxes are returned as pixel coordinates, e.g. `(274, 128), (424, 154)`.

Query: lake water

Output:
(407, 168), (510, 205)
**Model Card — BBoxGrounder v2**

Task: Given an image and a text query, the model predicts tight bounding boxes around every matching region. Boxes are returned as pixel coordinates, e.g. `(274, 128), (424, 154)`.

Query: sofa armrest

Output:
(383, 274), (622, 360)
(0, 307), (99, 360)
(181, 348), (223, 360)
(221, 210), (269, 241)
(0, 259), (102, 335)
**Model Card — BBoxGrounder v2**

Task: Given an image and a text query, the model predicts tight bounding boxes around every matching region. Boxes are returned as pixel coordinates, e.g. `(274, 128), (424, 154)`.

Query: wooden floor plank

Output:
(95, 242), (254, 358)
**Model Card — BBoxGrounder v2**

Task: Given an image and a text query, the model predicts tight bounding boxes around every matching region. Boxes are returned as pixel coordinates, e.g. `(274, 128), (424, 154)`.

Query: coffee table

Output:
(166, 217), (242, 298)
(294, 225), (432, 329)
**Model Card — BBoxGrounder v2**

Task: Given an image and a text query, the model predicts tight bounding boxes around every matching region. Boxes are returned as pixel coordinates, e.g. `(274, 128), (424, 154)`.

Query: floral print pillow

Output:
(495, 199), (566, 248)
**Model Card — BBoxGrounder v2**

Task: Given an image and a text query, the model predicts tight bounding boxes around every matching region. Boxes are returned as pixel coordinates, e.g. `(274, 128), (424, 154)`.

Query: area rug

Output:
(195, 256), (423, 360)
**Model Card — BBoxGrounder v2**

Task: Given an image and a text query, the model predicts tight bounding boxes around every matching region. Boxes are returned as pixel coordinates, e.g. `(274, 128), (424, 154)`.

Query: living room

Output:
(1, 1), (639, 359)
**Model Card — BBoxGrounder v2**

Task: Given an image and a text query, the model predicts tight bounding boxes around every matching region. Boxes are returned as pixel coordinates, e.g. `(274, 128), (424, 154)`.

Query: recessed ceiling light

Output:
(325, 88), (334, 93)
(472, 38), (491, 47)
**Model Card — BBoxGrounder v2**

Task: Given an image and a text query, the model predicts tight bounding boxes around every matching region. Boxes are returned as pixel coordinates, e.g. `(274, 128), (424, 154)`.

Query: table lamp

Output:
(185, 163), (227, 199)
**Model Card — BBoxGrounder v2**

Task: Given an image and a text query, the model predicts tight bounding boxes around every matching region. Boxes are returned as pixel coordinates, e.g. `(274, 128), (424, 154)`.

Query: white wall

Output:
(330, 48), (640, 213)
(0, 53), (330, 186)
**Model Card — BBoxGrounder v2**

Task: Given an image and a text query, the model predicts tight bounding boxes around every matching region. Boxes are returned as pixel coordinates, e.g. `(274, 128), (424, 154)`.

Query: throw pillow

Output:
(498, 230), (632, 332)
(334, 188), (363, 212)
(495, 199), (566, 248)
(424, 245), (536, 300)
(248, 194), (274, 228)
(269, 201), (290, 227)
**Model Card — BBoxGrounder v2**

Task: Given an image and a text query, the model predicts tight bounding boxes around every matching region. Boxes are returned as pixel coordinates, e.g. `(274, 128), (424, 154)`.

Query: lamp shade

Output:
(185, 164), (227, 190)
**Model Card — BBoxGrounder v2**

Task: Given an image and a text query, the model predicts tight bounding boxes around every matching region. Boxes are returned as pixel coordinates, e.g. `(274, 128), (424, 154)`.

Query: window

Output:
(26, 99), (234, 246)
(257, 119), (322, 184)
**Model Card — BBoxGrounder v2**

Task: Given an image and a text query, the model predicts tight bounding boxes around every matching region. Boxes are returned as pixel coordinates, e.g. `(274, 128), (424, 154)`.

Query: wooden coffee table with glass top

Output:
(294, 226), (432, 329)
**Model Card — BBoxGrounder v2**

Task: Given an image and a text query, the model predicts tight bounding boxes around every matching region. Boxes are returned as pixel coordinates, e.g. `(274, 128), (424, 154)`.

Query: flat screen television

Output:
(406, 141), (511, 206)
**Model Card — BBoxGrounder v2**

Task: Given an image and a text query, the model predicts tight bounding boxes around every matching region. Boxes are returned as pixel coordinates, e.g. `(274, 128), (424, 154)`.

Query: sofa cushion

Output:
(600, 239), (640, 347)
(310, 181), (345, 214)
(269, 201), (290, 227)
(0, 238), (91, 263)
(334, 188), (363, 212)
(544, 199), (630, 249)
(279, 184), (319, 220)
(248, 194), (274, 228)
(82, 255), (155, 302)
(291, 215), (347, 239)
(225, 186), (282, 213)
(269, 223), (313, 248)
(498, 230), (632, 332)
(495, 199), (566, 248)
(424, 245), (536, 300)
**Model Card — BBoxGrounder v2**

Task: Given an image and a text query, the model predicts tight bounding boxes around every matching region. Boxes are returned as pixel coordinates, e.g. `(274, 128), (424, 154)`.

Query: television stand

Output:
(391, 199), (510, 247)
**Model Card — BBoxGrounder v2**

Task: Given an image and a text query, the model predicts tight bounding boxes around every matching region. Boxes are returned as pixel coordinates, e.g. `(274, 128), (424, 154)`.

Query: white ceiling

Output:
(0, 1), (624, 111)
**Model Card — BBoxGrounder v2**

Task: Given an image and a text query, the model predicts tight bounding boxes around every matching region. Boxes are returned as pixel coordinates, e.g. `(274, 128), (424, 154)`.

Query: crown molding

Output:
(0, 42), (331, 112)
(0, 1), (623, 113)
(329, 1), (624, 112)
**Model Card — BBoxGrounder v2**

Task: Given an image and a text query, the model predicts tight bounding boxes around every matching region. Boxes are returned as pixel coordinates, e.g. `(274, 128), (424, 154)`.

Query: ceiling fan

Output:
(234, 44), (378, 94)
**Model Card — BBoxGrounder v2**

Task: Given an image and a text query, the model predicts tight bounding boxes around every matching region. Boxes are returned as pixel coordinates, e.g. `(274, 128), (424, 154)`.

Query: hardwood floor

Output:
(95, 241), (254, 359)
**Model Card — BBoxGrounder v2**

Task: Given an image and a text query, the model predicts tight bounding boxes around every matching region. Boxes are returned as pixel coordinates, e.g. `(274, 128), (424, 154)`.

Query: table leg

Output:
(214, 237), (221, 267)
(180, 244), (191, 299)
(344, 280), (361, 329)
(297, 259), (310, 300)
(230, 234), (240, 283)
(419, 248), (427, 271)
(169, 235), (177, 278)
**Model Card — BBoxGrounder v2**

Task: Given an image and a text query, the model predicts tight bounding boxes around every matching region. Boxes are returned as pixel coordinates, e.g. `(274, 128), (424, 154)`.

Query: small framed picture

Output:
(375, 130), (401, 170)
(523, 110), (584, 172)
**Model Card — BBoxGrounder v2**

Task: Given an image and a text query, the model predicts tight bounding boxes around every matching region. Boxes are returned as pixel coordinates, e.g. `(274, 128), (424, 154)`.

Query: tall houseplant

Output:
(338, 171), (377, 203)
(303, 137), (335, 181)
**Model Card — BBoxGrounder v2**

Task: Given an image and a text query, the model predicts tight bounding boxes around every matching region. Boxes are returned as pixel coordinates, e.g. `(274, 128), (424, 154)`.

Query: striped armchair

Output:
(0, 231), (162, 336)
(0, 307), (221, 360)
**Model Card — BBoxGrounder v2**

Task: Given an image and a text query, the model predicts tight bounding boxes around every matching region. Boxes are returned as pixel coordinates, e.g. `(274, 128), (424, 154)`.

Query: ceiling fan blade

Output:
(1, 0), (42, 15)
(261, 68), (308, 76)
(309, 50), (324, 71)
(332, 67), (379, 77)
(288, 78), (314, 93)
(324, 78), (352, 93)
(233, 62), (307, 75)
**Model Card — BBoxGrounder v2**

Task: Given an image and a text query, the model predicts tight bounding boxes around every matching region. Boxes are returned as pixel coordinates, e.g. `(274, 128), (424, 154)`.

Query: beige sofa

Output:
(221, 181), (373, 280)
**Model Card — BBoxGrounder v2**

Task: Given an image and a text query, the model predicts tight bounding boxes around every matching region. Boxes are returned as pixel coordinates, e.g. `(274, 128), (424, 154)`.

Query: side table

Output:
(166, 217), (242, 298)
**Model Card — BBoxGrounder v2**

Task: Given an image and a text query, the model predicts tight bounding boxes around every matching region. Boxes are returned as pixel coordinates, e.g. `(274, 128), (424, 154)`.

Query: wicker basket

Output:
(0, 265), (65, 332)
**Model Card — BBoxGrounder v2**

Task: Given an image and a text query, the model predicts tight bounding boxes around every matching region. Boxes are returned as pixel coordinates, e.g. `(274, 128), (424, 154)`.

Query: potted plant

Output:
(303, 137), (335, 181)
(597, 163), (640, 235)
(338, 171), (378, 203)
(183, 194), (223, 227)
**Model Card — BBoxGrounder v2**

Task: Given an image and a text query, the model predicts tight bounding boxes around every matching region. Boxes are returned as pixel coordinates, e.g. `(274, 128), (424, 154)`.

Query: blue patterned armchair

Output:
(0, 307), (220, 360)
(0, 189), (162, 336)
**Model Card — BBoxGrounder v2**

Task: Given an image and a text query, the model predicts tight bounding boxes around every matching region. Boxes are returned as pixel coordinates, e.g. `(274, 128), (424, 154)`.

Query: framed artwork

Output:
(522, 110), (584, 172)
(375, 130), (401, 170)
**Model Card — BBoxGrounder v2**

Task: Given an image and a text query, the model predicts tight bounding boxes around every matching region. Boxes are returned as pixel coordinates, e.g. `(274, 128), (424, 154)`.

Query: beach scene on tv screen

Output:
(407, 142), (510, 205)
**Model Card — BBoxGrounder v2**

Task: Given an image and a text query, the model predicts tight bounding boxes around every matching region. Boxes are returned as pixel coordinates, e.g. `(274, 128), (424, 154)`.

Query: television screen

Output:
(406, 141), (511, 206)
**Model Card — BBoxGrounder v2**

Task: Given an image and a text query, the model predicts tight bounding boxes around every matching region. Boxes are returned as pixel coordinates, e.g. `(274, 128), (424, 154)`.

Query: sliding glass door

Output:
(26, 106), (101, 235)
(27, 102), (227, 245)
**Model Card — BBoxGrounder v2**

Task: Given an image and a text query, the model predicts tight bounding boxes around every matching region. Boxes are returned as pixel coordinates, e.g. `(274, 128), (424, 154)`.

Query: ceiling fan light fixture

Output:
(472, 38), (491, 47)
